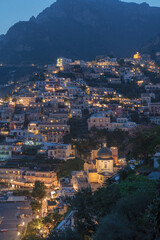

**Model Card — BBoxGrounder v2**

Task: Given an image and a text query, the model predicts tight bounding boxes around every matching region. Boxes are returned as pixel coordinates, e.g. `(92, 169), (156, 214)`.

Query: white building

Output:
(88, 115), (137, 132)
(71, 109), (82, 118)
(153, 152), (160, 169)
(150, 117), (160, 125)
(111, 118), (137, 131)
(48, 143), (74, 161)
(57, 58), (72, 69)
(145, 84), (160, 91)
(88, 113), (111, 131)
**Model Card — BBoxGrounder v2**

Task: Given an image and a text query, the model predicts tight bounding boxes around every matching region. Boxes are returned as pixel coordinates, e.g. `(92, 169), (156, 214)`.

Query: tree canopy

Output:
(32, 181), (47, 201)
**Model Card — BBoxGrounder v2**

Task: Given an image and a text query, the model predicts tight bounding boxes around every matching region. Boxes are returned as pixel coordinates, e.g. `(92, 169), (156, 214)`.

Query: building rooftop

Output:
(97, 143), (113, 160)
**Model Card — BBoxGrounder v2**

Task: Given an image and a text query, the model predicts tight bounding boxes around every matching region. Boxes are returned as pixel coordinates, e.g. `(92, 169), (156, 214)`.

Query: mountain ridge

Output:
(0, 0), (160, 64)
(142, 33), (160, 56)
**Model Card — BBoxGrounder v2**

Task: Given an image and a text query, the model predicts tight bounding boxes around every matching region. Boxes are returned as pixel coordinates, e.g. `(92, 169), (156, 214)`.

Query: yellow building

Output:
(133, 52), (141, 60)
(84, 143), (117, 186)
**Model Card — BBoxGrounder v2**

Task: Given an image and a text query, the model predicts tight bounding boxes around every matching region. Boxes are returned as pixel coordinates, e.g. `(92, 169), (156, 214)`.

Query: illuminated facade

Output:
(0, 169), (58, 188)
(28, 122), (39, 135)
(84, 143), (119, 186)
(57, 57), (72, 70)
(88, 113), (111, 130)
(133, 52), (141, 60)
(48, 144), (74, 161)
(71, 171), (90, 191)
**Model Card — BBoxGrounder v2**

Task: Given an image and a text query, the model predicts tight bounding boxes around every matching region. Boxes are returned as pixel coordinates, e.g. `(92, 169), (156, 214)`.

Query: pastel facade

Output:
(48, 144), (73, 161)
(149, 103), (160, 115)
(0, 168), (58, 188)
(24, 171), (58, 187)
(71, 171), (90, 191)
(88, 113), (111, 130)
(84, 144), (119, 186)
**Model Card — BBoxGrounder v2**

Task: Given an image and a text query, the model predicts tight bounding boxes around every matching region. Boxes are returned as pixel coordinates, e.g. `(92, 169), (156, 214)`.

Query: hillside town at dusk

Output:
(0, 0), (160, 239)
(0, 52), (160, 239)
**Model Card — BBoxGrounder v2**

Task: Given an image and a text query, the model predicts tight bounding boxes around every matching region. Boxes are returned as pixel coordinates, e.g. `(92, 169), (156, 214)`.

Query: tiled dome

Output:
(97, 143), (113, 159)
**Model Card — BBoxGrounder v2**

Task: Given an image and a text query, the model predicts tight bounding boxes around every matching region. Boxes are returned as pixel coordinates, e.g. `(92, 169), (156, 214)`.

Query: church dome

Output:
(97, 143), (113, 159)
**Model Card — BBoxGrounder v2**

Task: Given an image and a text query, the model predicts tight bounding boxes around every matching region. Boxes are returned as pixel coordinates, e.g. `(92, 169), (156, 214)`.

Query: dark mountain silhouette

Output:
(1, 0), (160, 64)
(142, 33), (160, 57)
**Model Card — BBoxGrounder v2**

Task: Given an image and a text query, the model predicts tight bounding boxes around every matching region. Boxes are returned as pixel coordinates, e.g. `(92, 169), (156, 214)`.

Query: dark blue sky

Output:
(0, 0), (160, 35)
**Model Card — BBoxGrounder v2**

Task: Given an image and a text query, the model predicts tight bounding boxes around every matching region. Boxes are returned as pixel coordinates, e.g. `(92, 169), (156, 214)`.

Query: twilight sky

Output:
(0, 0), (160, 35)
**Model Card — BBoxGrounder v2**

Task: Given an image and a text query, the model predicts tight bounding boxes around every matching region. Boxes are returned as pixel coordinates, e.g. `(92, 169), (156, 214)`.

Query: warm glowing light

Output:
(133, 52), (141, 60)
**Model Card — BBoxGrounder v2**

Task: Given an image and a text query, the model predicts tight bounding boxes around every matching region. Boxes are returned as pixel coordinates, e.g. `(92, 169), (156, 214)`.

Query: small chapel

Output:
(84, 143), (121, 186)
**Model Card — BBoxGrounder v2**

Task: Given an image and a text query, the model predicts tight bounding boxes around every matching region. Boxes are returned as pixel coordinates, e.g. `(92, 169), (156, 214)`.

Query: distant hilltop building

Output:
(57, 57), (72, 71)
(133, 52), (141, 60)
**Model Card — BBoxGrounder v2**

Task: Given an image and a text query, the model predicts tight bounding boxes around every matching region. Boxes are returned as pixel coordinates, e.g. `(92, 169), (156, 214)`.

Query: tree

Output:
(147, 180), (160, 239)
(57, 158), (84, 179)
(130, 111), (140, 124)
(119, 175), (156, 197)
(129, 126), (160, 165)
(118, 58), (125, 66)
(22, 219), (43, 240)
(3, 94), (11, 102)
(129, 126), (155, 164)
(12, 97), (17, 103)
(22, 236), (43, 240)
(92, 184), (121, 219)
(118, 166), (135, 181)
(70, 185), (121, 239)
(43, 213), (63, 233)
(94, 192), (155, 240)
(30, 201), (42, 213)
(72, 188), (96, 239)
(47, 228), (81, 240)
(147, 198), (160, 239)
(32, 181), (46, 201)
(150, 126), (160, 152)
(94, 213), (132, 240)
